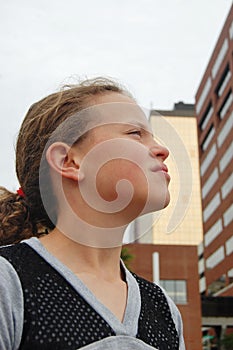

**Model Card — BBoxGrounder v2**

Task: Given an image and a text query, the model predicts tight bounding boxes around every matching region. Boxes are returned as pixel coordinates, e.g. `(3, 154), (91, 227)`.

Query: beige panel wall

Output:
(137, 115), (203, 245)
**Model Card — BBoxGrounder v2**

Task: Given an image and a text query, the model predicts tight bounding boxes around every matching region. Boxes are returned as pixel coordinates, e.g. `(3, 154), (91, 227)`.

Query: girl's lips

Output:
(160, 170), (171, 181)
(160, 164), (168, 173)
(150, 163), (170, 181)
(150, 163), (168, 173)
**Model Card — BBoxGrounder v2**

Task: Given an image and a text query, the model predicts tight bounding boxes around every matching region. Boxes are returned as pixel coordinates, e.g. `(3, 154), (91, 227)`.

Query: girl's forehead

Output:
(48, 101), (152, 147)
(83, 102), (152, 133)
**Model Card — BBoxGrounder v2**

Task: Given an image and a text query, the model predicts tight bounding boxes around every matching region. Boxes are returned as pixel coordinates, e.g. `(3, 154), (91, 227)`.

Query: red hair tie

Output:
(17, 187), (26, 198)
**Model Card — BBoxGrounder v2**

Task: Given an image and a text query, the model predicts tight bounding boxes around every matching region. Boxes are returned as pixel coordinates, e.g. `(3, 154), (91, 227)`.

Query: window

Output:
(221, 172), (233, 199)
(198, 258), (205, 275)
(203, 192), (221, 222)
(229, 20), (233, 40)
(226, 235), (233, 256)
(199, 277), (206, 294)
(202, 167), (218, 199)
(223, 203), (233, 227)
(215, 65), (231, 97)
(201, 126), (215, 151)
(211, 39), (228, 79)
(206, 246), (224, 269)
(200, 144), (217, 176)
(219, 141), (233, 173)
(198, 242), (204, 257)
(196, 77), (212, 114)
(159, 280), (187, 304)
(204, 219), (223, 247)
(199, 272), (205, 279)
(219, 90), (233, 119)
(200, 103), (213, 131)
(217, 110), (233, 147)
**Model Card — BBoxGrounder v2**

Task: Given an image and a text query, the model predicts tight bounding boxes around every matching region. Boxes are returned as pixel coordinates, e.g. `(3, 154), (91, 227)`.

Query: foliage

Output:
(121, 247), (134, 270)
(221, 333), (233, 350)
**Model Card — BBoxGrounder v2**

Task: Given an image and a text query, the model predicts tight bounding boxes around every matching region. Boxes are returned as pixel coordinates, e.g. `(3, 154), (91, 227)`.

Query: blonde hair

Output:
(0, 77), (130, 245)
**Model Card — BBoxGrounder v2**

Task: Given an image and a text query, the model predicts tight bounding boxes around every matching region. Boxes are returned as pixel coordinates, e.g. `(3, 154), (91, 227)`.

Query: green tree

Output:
(221, 333), (233, 350)
(121, 247), (134, 270)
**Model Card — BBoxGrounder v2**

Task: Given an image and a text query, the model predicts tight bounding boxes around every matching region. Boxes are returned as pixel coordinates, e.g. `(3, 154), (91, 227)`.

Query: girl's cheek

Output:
(96, 159), (148, 202)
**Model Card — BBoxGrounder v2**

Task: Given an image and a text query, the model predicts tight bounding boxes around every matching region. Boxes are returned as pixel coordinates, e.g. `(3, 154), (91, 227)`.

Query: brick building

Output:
(195, 4), (233, 299)
(195, 4), (233, 343)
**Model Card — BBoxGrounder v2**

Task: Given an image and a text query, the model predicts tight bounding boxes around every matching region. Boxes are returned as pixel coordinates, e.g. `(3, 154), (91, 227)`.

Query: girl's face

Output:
(74, 92), (170, 220)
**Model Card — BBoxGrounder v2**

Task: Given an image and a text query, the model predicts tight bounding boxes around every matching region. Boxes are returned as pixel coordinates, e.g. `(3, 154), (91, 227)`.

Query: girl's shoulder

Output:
(0, 247), (24, 350)
(0, 243), (25, 303)
(0, 240), (30, 261)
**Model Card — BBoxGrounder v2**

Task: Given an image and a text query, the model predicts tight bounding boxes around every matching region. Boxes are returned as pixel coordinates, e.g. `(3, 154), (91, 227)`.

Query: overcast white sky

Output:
(0, 0), (232, 190)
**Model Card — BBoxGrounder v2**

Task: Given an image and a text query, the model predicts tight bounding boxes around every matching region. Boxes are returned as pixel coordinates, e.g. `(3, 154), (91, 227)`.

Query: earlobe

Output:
(46, 142), (83, 182)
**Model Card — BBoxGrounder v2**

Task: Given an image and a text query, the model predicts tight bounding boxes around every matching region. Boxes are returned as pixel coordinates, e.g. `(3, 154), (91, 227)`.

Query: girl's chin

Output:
(144, 191), (170, 214)
(163, 193), (171, 208)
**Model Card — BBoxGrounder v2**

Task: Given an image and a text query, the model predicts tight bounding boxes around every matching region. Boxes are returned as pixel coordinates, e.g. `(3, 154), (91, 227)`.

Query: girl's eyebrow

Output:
(125, 120), (153, 133)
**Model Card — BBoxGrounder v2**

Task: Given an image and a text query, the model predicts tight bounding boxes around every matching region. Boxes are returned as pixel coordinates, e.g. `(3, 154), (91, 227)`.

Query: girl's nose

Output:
(149, 143), (169, 161)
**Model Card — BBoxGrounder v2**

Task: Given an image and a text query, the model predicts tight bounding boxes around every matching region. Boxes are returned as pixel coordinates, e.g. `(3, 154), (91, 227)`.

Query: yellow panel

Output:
(138, 115), (203, 245)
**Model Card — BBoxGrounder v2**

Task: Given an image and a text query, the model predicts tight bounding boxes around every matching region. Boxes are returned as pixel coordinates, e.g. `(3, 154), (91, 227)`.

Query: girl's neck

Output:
(39, 228), (123, 282)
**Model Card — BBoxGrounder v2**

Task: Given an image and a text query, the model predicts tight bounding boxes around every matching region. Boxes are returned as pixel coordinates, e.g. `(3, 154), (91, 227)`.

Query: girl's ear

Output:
(46, 142), (84, 182)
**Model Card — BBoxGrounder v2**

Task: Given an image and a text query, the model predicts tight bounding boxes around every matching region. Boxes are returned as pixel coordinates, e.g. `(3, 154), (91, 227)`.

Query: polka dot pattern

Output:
(1, 244), (179, 349)
(1, 244), (115, 349)
(133, 273), (179, 349)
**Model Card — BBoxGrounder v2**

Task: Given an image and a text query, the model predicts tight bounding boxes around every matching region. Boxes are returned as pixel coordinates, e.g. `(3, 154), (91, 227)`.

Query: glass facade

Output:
(149, 115), (203, 245)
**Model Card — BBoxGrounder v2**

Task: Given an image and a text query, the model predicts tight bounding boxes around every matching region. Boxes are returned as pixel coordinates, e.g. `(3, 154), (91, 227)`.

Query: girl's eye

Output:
(128, 130), (142, 137)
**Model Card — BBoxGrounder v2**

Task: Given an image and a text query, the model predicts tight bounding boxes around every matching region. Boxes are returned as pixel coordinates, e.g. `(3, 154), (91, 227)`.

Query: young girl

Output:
(0, 78), (185, 349)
